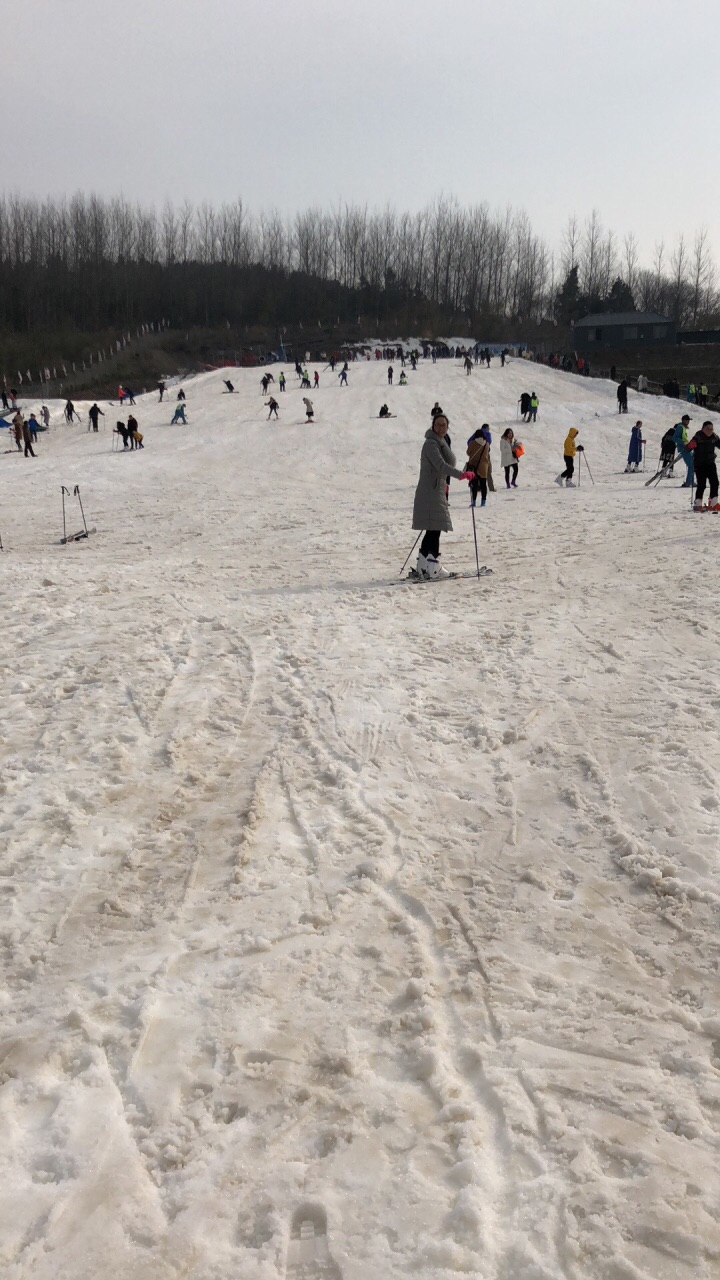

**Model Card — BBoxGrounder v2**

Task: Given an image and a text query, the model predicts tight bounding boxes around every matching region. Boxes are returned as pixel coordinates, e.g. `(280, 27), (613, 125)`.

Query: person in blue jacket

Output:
(625, 421), (644, 472)
(672, 414), (694, 487)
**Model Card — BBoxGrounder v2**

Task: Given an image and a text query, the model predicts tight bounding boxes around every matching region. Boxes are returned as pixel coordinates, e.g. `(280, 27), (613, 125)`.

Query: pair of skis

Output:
(61, 486), (96, 544)
(645, 454), (679, 486)
(404, 566), (493, 584)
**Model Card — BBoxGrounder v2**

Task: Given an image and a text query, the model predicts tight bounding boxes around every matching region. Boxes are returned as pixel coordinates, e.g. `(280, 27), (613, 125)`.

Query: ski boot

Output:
(415, 552), (429, 578)
(554, 475), (564, 486)
(565, 479), (576, 487)
(693, 498), (706, 512)
(425, 555), (450, 579)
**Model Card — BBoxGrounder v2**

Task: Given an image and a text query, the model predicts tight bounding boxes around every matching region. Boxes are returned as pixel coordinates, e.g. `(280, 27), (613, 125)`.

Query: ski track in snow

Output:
(1, 359), (720, 1279)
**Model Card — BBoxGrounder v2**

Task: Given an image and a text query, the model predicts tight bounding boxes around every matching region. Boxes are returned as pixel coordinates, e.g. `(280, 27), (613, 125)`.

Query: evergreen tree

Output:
(604, 277), (636, 313)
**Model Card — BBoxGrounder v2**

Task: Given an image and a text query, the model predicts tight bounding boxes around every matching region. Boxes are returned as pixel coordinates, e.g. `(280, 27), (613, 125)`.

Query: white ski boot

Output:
(565, 479), (576, 487)
(416, 552), (429, 578)
(554, 475), (564, 486)
(425, 555), (450, 579)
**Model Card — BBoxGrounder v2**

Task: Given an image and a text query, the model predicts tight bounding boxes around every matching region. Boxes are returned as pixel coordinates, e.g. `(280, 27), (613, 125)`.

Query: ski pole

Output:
(583, 452), (595, 485)
(61, 486), (69, 543)
(74, 485), (88, 534)
(399, 533), (422, 577)
(470, 501), (481, 579)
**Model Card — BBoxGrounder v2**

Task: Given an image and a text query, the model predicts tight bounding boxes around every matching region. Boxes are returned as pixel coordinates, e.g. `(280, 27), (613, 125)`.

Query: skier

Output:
(117, 386), (127, 405)
(379, 404), (391, 418)
(301, 369), (311, 389)
(261, 374), (271, 394)
(303, 397), (314, 422)
(279, 372), (286, 392)
(158, 381), (166, 402)
(177, 388), (186, 401)
(266, 396), (279, 420)
(64, 399), (78, 423)
(625, 422), (643, 472)
(412, 415), (475, 578)
(688, 420), (720, 510)
(466, 429), (491, 507)
(115, 420), (130, 448)
(387, 366), (394, 385)
(500, 428), (520, 488)
(339, 368), (348, 386)
(314, 370), (320, 388)
(224, 380), (235, 393)
(12, 412), (23, 451)
(399, 371), (408, 386)
(528, 392), (539, 423)
(660, 427), (676, 474)
(21, 415), (35, 458)
(464, 355), (472, 375)
(127, 414), (144, 448)
(687, 382), (696, 404)
(672, 414), (694, 487)
(41, 405), (50, 428)
(125, 388), (137, 405)
(485, 350), (491, 368)
(171, 403), (187, 424)
(617, 380), (629, 414)
(88, 403), (104, 432)
(27, 413), (39, 443)
(519, 392), (531, 421)
(556, 428), (583, 486)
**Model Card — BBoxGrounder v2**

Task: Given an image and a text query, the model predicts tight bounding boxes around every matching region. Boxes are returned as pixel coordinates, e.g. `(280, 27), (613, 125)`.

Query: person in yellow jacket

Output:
(555, 428), (583, 487)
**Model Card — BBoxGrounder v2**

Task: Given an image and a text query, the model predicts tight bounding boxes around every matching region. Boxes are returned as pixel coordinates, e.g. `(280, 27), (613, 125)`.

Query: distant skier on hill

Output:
(171, 403), (187, 424)
(519, 392), (531, 421)
(266, 397), (279, 420)
(379, 404), (391, 418)
(339, 367), (348, 386)
(279, 372), (286, 392)
(464, 355), (472, 375)
(224, 380), (235, 393)
(158, 381), (166, 402)
(303, 397), (314, 422)
(388, 366), (394, 385)
(88, 403), (104, 432)
(528, 393), (539, 422)
(617, 380), (629, 414)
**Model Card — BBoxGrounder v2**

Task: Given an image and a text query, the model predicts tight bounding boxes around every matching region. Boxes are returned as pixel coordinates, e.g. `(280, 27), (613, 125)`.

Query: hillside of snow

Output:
(1, 358), (719, 1280)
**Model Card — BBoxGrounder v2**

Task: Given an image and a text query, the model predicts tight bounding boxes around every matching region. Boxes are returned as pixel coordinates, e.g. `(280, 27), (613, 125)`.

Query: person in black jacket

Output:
(519, 392), (531, 421)
(617, 380), (629, 413)
(688, 421), (720, 509)
(660, 427), (676, 474)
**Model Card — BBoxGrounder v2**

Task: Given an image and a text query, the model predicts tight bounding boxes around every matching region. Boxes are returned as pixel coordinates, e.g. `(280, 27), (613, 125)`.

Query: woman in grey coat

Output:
(412, 414), (474, 578)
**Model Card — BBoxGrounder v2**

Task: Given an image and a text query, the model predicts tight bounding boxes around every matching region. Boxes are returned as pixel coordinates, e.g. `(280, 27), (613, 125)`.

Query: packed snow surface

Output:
(1, 359), (720, 1280)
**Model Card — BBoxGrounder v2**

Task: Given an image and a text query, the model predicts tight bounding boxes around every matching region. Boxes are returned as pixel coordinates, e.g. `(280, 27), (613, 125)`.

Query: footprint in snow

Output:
(286, 1204), (343, 1278)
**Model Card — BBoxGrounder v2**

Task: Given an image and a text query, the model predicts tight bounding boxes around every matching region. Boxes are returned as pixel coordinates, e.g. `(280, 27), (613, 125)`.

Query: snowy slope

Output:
(1, 360), (720, 1280)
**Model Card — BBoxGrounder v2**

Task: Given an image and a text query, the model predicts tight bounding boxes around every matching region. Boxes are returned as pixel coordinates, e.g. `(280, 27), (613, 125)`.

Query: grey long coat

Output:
(412, 429), (467, 532)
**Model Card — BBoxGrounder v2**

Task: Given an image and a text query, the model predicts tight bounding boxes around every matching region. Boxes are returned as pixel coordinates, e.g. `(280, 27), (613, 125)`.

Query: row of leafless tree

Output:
(561, 212), (717, 325)
(0, 192), (717, 326)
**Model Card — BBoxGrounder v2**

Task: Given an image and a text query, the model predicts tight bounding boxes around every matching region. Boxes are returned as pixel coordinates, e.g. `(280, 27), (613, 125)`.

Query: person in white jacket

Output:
(500, 428), (521, 488)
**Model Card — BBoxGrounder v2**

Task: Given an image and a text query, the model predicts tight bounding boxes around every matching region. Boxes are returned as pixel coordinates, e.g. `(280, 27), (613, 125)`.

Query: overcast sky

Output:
(4, 0), (718, 266)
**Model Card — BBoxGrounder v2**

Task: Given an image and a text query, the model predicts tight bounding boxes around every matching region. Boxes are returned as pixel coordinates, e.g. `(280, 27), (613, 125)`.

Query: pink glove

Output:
(461, 470), (475, 481)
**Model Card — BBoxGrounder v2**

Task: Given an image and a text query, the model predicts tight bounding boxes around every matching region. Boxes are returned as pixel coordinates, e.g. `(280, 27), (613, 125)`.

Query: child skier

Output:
(625, 422), (643, 472)
(672, 415), (694, 487)
(660, 427), (676, 474)
(279, 372), (286, 391)
(171, 404), (187, 424)
(266, 397), (279, 420)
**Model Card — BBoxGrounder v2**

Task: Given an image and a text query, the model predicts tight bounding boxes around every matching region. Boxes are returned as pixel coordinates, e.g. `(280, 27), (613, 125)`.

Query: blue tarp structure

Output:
(0, 417), (11, 428)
